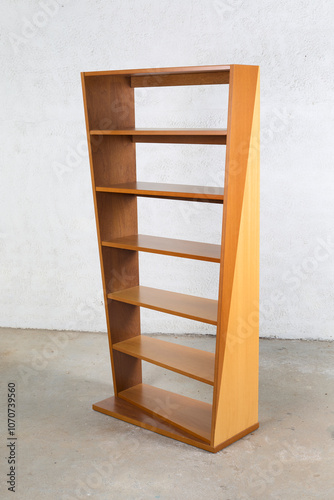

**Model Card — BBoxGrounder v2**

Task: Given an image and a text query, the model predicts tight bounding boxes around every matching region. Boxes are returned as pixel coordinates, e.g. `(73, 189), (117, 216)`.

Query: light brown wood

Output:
(96, 182), (224, 203)
(102, 234), (221, 262)
(211, 65), (260, 446)
(84, 64), (230, 77)
(93, 396), (258, 452)
(81, 73), (141, 396)
(90, 128), (226, 135)
(131, 71), (229, 87)
(92, 395), (212, 451)
(113, 335), (215, 385)
(108, 285), (218, 325)
(90, 128), (227, 145)
(118, 383), (212, 442)
(82, 64), (260, 451)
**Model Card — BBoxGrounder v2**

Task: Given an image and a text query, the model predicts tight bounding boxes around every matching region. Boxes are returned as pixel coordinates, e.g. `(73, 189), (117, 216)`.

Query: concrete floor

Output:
(0, 328), (333, 500)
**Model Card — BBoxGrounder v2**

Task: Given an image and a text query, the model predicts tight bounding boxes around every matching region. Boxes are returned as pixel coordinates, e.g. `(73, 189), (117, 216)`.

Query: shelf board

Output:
(102, 234), (221, 262)
(118, 383), (212, 442)
(90, 128), (226, 135)
(93, 396), (259, 452)
(93, 395), (215, 451)
(84, 64), (230, 77)
(96, 182), (224, 203)
(107, 286), (218, 325)
(131, 72), (229, 88)
(113, 335), (215, 385)
(90, 128), (227, 145)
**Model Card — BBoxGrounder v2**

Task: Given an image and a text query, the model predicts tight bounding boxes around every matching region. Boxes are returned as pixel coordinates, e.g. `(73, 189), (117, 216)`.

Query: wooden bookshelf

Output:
(81, 64), (260, 452)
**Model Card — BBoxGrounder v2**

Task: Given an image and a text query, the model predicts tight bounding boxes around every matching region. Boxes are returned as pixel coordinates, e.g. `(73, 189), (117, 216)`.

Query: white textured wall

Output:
(0, 0), (333, 339)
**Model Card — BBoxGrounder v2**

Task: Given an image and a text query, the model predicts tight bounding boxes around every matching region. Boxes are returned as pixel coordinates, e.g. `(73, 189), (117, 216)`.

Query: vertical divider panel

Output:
(211, 65), (260, 447)
(81, 74), (142, 396)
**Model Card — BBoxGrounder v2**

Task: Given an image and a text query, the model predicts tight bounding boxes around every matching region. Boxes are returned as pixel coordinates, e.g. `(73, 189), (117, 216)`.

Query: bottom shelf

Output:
(118, 383), (212, 443)
(93, 395), (259, 453)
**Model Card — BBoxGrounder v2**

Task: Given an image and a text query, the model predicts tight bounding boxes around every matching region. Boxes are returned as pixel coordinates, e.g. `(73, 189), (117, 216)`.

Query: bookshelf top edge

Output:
(82, 64), (232, 77)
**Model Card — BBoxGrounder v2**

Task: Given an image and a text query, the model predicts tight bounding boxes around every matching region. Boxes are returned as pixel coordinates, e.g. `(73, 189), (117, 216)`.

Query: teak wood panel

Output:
(90, 136), (136, 186)
(84, 76), (135, 131)
(113, 335), (215, 385)
(96, 193), (138, 241)
(81, 73), (141, 396)
(211, 65), (260, 446)
(108, 285), (218, 325)
(96, 181), (224, 203)
(93, 396), (259, 452)
(118, 383), (212, 442)
(131, 135), (226, 145)
(101, 234), (221, 262)
(84, 64), (230, 77)
(93, 396), (211, 449)
(89, 129), (227, 145)
(90, 128), (227, 135)
(82, 64), (260, 452)
(130, 71), (229, 87)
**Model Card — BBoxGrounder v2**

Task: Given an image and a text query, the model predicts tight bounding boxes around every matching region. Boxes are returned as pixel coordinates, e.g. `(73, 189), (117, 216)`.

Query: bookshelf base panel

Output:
(93, 396), (259, 453)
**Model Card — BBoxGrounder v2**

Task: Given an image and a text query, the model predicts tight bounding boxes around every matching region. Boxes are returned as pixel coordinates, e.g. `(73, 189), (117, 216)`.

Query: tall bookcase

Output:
(81, 64), (260, 453)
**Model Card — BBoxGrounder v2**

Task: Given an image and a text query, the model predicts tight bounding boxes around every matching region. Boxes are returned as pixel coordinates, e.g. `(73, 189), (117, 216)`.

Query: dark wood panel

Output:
(131, 71), (229, 87)
(132, 135), (226, 145)
(91, 135), (136, 186)
(96, 193), (138, 241)
(83, 64), (230, 77)
(84, 75), (135, 131)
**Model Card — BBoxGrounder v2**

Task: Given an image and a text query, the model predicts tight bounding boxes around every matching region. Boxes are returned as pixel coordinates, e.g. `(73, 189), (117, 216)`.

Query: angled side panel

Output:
(81, 74), (141, 395)
(212, 65), (260, 446)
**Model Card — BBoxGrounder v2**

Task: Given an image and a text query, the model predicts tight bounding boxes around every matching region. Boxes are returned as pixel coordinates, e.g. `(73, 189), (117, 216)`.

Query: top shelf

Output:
(83, 65), (231, 88)
(83, 64), (230, 77)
